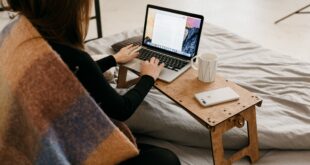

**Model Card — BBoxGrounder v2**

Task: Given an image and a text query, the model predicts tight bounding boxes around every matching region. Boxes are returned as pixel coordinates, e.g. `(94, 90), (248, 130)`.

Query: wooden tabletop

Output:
(155, 68), (262, 127)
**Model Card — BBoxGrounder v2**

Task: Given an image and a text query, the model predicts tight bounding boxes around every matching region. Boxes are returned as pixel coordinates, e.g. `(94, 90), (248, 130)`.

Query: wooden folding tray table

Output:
(117, 66), (263, 165)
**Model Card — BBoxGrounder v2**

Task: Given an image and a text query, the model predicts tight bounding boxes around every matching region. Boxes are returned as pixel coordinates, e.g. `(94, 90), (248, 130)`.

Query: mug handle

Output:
(191, 56), (198, 70)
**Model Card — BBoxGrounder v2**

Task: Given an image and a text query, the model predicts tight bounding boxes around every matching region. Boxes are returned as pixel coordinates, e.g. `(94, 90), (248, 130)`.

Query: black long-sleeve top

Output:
(50, 42), (154, 121)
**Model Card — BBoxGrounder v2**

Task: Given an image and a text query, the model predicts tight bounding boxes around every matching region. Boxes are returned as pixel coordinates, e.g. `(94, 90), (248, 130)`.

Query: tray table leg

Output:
(210, 106), (259, 165)
(117, 65), (140, 88)
(244, 106), (259, 163)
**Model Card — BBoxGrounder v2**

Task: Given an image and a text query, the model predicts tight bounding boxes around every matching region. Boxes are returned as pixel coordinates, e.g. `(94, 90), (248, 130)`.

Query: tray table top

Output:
(155, 69), (262, 127)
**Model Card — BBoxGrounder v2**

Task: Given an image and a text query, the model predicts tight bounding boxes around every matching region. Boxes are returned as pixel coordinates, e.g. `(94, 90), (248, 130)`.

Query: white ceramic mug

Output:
(191, 53), (218, 83)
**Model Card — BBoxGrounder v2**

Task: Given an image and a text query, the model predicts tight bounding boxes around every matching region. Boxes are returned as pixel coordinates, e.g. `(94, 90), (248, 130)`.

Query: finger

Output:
(125, 44), (133, 48)
(129, 46), (140, 54)
(131, 52), (139, 58)
(159, 62), (165, 70)
(133, 45), (140, 49)
(128, 45), (139, 52)
(132, 46), (142, 53)
(159, 63), (165, 70)
(144, 59), (149, 64)
(121, 44), (132, 52)
(154, 58), (160, 65)
(150, 57), (156, 63)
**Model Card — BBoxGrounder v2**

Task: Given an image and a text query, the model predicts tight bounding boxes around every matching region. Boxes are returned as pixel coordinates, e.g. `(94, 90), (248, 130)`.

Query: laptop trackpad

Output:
(159, 68), (179, 82)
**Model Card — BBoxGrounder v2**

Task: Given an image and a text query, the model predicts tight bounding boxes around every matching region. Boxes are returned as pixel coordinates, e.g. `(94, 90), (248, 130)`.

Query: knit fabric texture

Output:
(0, 16), (138, 165)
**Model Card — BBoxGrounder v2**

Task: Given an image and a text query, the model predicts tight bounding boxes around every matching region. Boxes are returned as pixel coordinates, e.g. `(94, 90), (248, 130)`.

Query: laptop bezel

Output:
(142, 4), (204, 61)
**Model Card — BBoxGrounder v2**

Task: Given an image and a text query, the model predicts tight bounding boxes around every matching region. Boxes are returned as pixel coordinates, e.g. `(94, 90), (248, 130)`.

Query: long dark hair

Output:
(1, 0), (91, 49)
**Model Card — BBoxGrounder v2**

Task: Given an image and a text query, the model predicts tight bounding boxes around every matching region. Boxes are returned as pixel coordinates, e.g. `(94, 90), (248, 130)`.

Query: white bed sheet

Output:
(86, 23), (310, 164)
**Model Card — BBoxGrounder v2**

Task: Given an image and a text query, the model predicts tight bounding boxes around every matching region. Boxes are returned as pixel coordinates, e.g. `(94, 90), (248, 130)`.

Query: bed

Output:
(86, 22), (310, 164)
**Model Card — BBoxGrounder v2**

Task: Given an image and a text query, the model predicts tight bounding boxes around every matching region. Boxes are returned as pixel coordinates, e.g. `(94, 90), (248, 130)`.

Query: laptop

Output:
(124, 4), (204, 82)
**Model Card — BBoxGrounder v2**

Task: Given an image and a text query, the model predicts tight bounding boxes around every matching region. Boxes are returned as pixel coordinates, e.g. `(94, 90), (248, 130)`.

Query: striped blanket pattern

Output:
(0, 16), (138, 164)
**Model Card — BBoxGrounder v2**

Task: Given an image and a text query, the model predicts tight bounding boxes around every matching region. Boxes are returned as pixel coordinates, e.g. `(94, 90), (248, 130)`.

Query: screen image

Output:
(144, 8), (202, 58)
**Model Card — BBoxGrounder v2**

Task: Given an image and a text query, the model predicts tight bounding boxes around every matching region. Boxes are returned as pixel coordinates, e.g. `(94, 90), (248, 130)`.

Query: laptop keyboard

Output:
(138, 48), (189, 71)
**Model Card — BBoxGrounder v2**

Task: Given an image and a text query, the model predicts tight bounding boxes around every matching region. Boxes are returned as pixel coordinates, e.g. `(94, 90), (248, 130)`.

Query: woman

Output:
(2, 0), (180, 164)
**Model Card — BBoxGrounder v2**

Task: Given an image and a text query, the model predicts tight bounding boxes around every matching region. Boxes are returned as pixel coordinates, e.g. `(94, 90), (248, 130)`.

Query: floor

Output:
(1, 0), (310, 62)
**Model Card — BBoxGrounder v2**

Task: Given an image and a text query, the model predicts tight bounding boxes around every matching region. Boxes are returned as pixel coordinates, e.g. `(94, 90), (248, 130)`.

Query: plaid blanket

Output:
(0, 16), (138, 165)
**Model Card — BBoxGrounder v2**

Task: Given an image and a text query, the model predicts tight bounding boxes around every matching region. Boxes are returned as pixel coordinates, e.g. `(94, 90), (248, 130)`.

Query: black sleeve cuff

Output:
(140, 75), (155, 86)
(132, 75), (155, 97)
(96, 55), (117, 72)
(108, 55), (117, 66)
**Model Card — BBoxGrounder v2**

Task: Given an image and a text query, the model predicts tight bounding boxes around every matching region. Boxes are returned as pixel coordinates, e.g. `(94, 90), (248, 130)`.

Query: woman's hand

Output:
(113, 44), (141, 64)
(140, 57), (165, 81)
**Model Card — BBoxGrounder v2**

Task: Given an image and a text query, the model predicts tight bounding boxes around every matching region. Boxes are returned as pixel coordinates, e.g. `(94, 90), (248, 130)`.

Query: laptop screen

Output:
(143, 5), (203, 58)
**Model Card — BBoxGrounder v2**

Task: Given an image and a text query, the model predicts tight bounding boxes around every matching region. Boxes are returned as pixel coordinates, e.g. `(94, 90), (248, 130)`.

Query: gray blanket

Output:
(86, 22), (310, 164)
